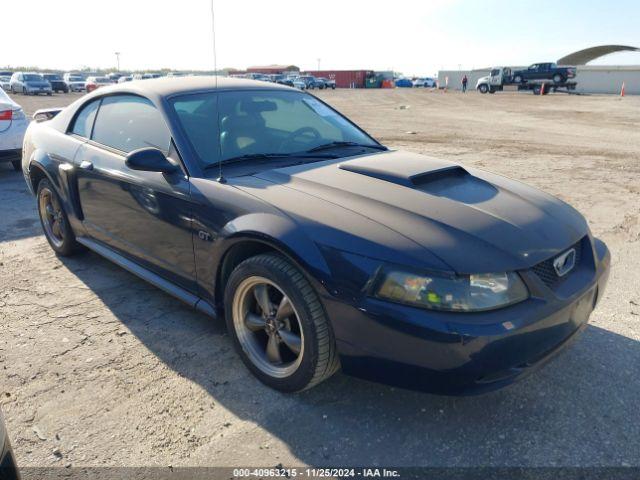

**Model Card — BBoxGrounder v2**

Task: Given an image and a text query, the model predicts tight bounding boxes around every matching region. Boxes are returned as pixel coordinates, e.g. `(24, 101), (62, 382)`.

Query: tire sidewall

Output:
(224, 255), (323, 392)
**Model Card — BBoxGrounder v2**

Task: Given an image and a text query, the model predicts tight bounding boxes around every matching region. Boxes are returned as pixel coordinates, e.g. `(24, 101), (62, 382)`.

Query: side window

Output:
(91, 95), (171, 154)
(70, 99), (100, 138)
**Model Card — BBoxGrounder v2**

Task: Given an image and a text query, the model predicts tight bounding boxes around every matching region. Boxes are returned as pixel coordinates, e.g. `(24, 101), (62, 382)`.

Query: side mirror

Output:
(125, 147), (177, 174)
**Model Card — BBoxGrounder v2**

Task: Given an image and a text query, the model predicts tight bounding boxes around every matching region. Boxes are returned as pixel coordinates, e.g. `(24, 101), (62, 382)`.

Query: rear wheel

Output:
(513, 75), (523, 83)
(552, 73), (563, 83)
(36, 179), (82, 256)
(225, 253), (339, 392)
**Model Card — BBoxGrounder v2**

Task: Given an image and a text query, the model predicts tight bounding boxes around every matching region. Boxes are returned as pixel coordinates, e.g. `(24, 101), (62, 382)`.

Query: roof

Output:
(89, 75), (292, 99)
(558, 45), (640, 65)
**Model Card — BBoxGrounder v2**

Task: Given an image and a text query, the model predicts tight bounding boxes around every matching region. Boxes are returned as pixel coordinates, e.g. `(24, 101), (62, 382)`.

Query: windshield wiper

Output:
(204, 152), (338, 170)
(306, 141), (387, 153)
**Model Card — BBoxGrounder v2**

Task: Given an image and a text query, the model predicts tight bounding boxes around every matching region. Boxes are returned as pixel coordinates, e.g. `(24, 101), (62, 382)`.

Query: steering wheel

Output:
(279, 127), (321, 151)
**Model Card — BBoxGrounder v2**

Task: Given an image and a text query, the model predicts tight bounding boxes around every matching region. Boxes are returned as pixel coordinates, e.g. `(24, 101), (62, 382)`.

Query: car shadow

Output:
(56, 250), (639, 467)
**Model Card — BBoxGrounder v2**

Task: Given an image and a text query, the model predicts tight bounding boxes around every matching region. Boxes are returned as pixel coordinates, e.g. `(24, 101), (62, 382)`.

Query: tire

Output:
(489, 88), (496, 94)
(11, 159), (20, 172)
(224, 253), (339, 392)
(513, 75), (523, 84)
(478, 84), (489, 94)
(553, 73), (563, 84)
(22, 87), (28, 95)
(36, 179), (82, 256)
(533, 85), (542, 95)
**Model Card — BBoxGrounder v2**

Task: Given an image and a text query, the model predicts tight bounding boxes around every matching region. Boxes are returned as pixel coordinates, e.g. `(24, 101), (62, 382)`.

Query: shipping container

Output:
(302, 70), (374, 88)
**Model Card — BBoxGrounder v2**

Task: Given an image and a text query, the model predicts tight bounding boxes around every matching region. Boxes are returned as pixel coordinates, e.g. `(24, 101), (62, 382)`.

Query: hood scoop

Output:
(339, 151), (467, 188)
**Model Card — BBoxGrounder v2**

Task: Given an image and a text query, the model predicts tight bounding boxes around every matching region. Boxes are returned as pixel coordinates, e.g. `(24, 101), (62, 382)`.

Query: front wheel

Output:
(478, 84), (489, 94)
(225, 253), (339, 392)
(36, 179), (82, 256)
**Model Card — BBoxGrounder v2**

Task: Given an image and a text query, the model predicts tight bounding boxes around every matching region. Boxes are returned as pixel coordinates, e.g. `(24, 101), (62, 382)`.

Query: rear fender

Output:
(29, 148), (84, 229)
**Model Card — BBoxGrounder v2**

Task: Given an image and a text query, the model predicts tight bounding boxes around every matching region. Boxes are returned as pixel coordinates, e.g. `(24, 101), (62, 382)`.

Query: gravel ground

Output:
(1, 88), (639, 468)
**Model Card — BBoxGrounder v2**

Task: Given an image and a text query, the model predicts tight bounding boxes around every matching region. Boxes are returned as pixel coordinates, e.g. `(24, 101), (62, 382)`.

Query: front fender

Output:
(222, 212), (331, 280)
(193, 209), (333, 306)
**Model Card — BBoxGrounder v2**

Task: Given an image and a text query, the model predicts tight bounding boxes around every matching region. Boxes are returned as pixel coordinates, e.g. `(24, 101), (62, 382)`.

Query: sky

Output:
(5, 0), (640, 76)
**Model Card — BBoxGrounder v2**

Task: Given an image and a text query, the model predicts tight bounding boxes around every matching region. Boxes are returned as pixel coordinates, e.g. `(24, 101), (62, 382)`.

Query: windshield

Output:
(172, 90), (379, 168)
(24, 74), (43, 81)
(69, 76), (83, 81)
(45, 75), (61, 80)
(95, 77), (110, 83)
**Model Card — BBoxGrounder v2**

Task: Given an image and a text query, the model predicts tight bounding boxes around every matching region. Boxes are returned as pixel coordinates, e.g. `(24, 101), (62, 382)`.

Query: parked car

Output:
(413, 77), (436, 88)
(118, 75), (134, 83)
(512, 63), (577, 84)
(133, 73), (162, 80)
(107, 72), (124, 82)
(394, 78), (413, 88)
(85, 76), (112, 93)
(63, 73), (86, 92)
(21, 77), (610, 394)
(317, 77), (336, 89)
(293, 75), (316, 89)
(0, 410), (20, 480)
(311, 77), (326, 89)
(10, 72), (52, 95)
(0, 85), (28, 171)
(267, 74), (294, 87)
(0, 75), (11, 91)
(42, 73), (69, 93)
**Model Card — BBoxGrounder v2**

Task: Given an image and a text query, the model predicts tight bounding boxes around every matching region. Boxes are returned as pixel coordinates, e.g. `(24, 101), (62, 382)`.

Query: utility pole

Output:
(115, 52), (121, 71)
(317, 58), (321, 71)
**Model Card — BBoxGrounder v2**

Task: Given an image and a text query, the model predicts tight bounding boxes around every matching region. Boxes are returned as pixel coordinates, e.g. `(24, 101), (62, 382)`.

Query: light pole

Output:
(317, 58), (321, 71)
(115, 52), (121, 71)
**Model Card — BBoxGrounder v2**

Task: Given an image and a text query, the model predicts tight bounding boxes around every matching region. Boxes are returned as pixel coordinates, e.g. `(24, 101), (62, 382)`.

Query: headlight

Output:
(373, 267), (528, 312)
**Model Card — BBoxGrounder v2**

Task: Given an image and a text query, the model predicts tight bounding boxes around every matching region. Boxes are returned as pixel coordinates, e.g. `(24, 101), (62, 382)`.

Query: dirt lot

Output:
(1, 88), (639, 468)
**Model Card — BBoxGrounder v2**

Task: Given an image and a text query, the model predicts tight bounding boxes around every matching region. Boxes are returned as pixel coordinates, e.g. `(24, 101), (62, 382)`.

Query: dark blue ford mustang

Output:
(22, 77), (610, 394)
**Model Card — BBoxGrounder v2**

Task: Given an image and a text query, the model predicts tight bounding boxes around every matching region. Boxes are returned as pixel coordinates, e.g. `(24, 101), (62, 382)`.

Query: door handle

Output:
(79, 160), (94, 171)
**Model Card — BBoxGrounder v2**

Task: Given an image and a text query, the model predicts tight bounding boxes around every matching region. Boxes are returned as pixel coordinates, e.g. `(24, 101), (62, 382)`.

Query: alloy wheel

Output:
(39, 187), (65, 248)
(232, 276), (304, 378)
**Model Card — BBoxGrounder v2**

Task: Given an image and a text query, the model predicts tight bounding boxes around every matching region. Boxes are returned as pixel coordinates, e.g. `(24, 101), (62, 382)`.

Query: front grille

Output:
(531, 240), (583, 288)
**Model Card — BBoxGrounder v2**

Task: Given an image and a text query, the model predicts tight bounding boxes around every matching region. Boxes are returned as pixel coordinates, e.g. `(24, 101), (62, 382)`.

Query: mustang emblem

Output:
(553, 248), (576, 277)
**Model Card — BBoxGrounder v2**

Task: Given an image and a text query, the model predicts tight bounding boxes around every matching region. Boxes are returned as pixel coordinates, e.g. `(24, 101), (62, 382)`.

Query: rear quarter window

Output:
(70, 99), (101, 138)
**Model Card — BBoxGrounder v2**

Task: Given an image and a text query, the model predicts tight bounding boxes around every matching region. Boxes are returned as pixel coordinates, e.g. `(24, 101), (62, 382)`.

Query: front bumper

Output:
(326, 237), (611, 395)
(26, 87), (52, 94)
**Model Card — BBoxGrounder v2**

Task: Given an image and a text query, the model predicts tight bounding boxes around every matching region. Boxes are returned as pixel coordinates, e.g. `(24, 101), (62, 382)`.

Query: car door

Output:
(73, 94), (197, 292)
(538, 63), (550, 80)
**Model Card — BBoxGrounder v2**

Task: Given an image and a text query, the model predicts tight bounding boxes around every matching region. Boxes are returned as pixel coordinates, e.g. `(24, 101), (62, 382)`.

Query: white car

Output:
(0, 88), (28, 171)
(413, 77), (437, 88)
(63, 73), (86, 92)
(0, 76), (11, 91)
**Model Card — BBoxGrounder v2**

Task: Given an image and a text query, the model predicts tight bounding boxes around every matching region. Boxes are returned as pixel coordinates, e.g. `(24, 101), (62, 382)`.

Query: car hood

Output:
(240, 151), (588, 274)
